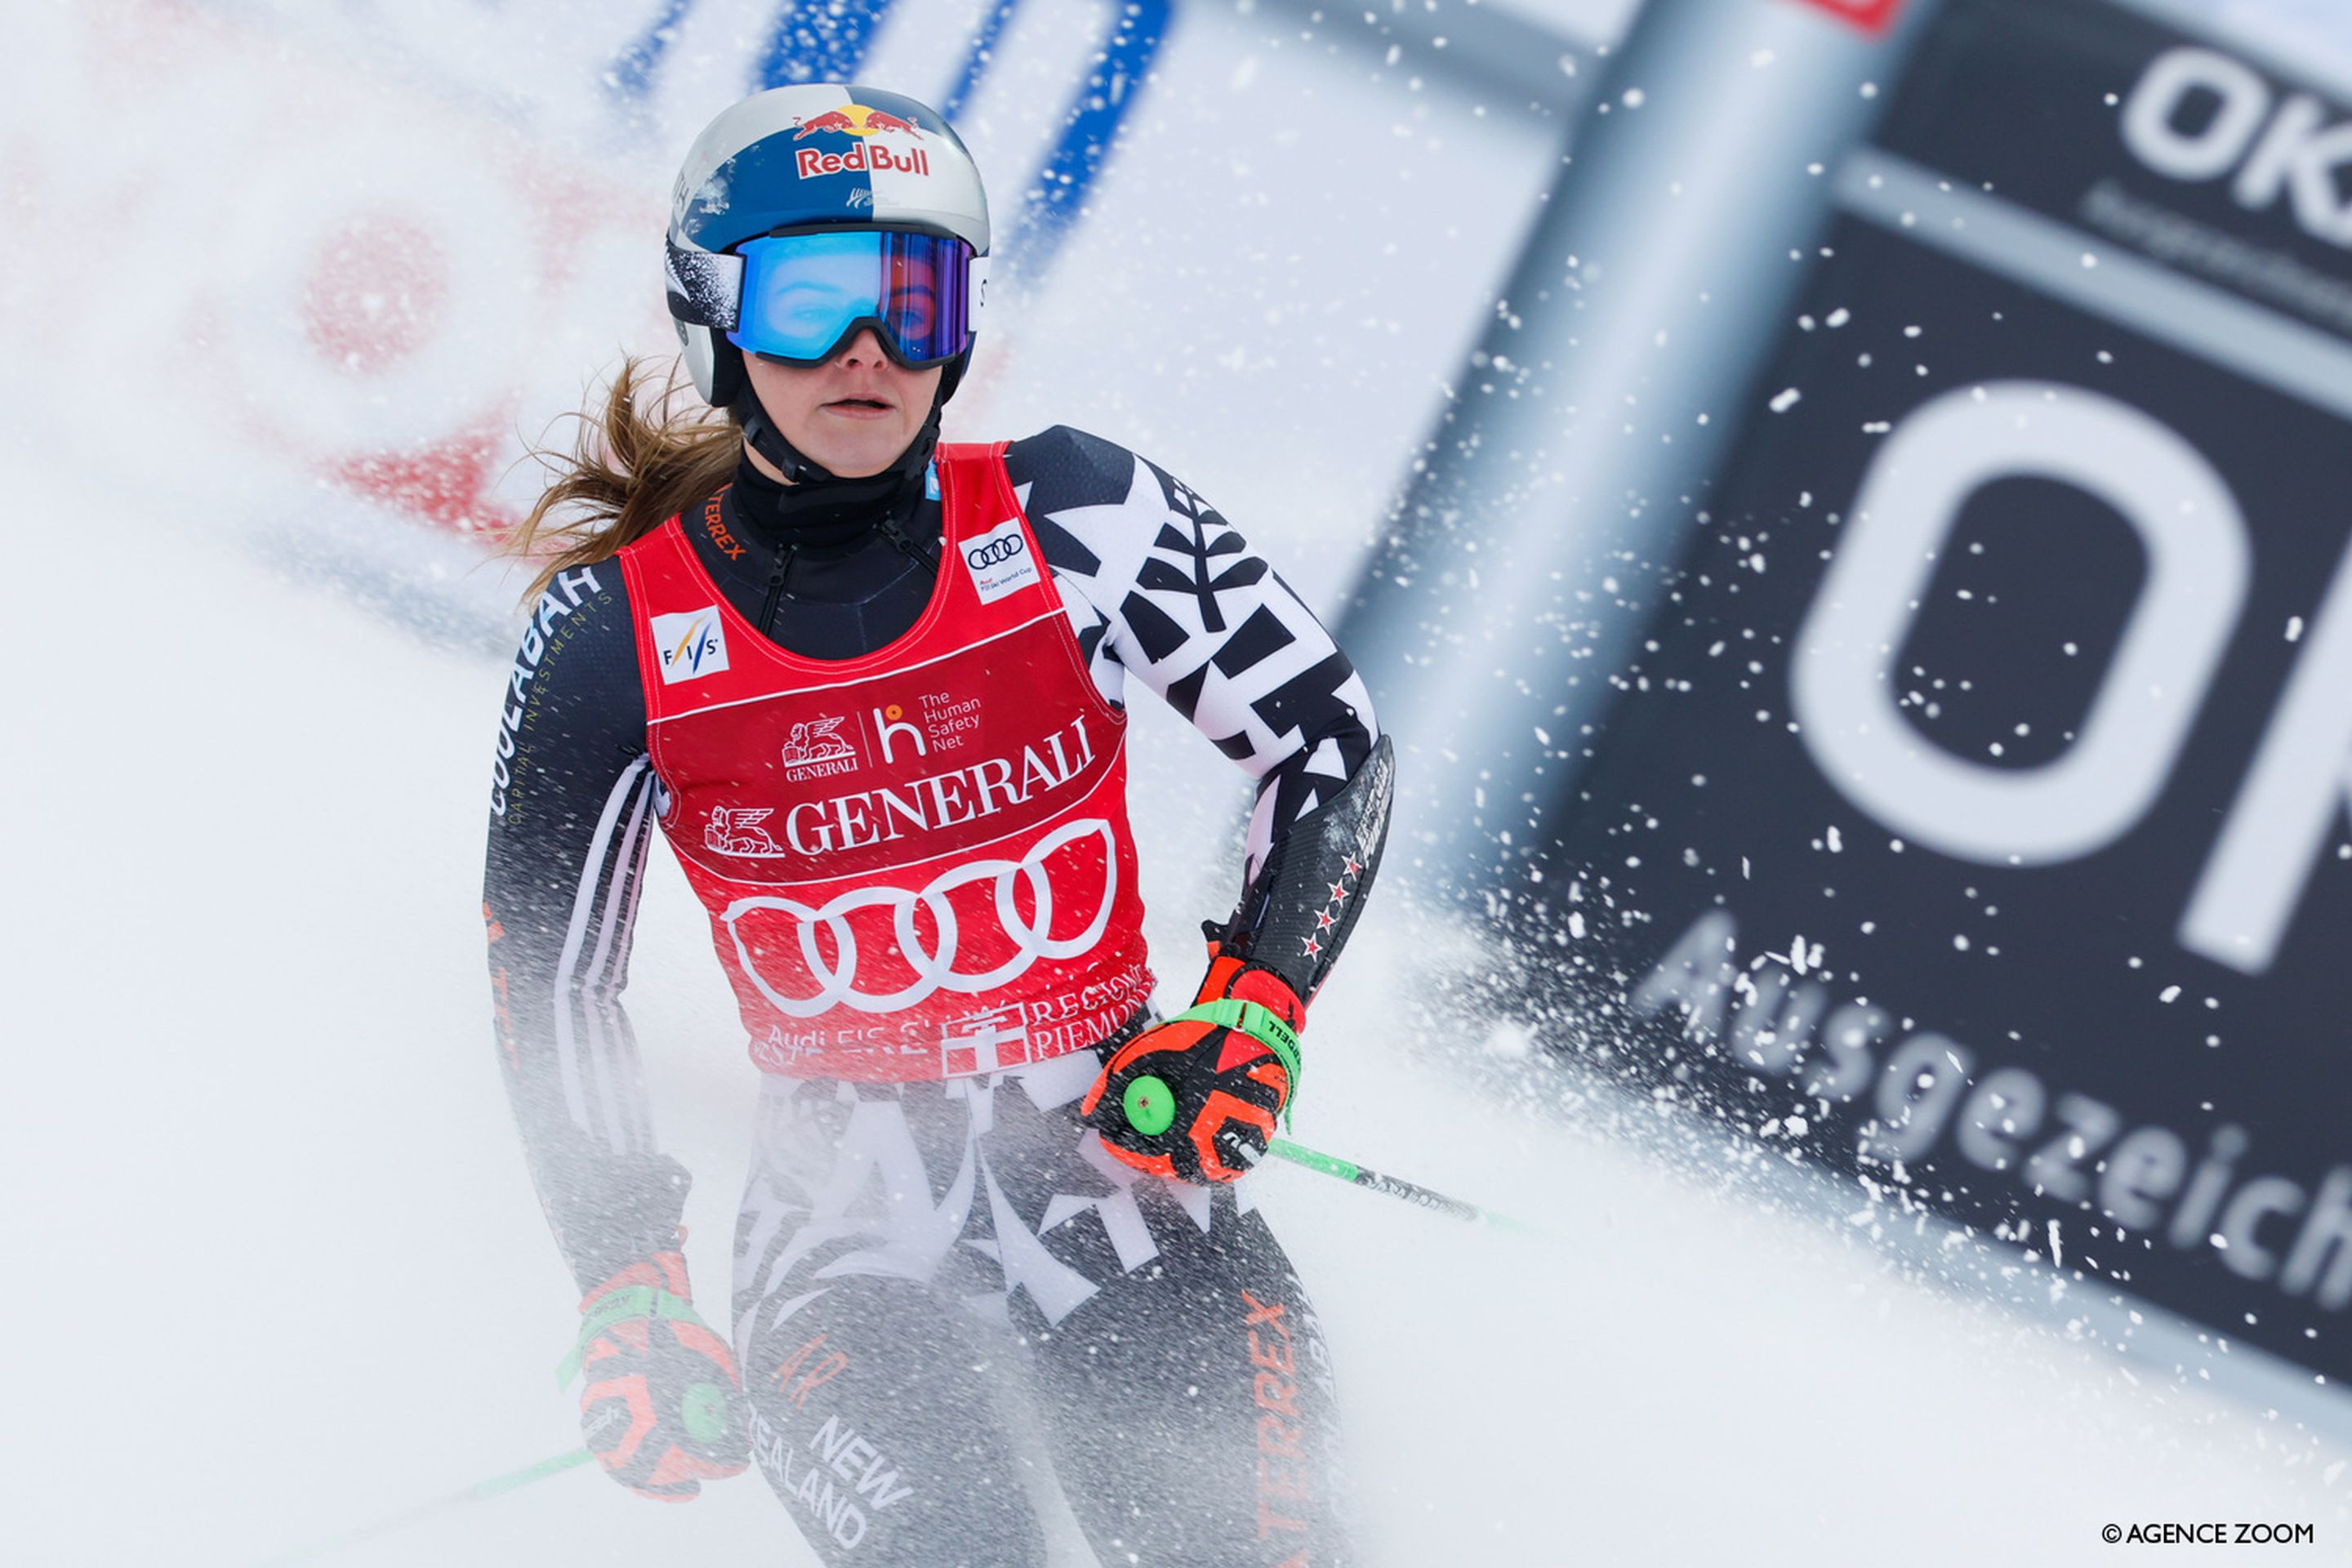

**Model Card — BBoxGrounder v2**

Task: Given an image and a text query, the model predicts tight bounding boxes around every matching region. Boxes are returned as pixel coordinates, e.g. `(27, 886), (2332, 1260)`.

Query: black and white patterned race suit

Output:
(733, 1051), (1347, 1566)
(483, 425), (1384, 1566)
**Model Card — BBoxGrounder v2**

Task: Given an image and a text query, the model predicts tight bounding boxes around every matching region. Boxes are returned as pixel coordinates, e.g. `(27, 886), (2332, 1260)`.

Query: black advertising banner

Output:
(1544, 0), (2352, 1387)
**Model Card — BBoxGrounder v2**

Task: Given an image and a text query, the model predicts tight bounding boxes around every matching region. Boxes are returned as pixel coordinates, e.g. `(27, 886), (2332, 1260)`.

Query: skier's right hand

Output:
(559, 1250), (748, 1500)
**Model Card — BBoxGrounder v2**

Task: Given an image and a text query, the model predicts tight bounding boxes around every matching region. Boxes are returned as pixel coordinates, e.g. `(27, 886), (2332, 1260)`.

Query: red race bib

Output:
(619, 444), (1155, 1080)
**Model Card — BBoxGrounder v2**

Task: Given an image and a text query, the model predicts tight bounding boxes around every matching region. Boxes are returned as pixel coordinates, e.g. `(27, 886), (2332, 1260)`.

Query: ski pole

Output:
(1267, 1137), (1533, 1235)
(254, 1446), (592, 1566)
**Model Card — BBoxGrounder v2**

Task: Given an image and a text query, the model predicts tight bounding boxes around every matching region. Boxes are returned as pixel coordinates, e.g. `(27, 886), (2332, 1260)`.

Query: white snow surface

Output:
(9, 457), (2348, 1565)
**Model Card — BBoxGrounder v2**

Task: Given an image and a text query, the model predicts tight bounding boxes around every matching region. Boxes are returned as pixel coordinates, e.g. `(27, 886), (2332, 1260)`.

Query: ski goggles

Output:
(666, 227), (984, 369)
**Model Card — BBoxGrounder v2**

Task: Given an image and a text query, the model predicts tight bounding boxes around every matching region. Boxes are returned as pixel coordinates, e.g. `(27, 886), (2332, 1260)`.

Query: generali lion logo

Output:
(781, 715), (858, 777)
(705, 806), (783, 857)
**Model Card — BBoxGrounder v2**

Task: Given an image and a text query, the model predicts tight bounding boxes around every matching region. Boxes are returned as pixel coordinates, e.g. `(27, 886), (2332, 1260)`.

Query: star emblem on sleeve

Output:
(1301, 849), (1368, 960)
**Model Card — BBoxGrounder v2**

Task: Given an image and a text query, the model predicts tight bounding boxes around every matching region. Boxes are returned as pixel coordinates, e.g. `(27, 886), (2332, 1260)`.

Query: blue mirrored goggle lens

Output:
(728, 230), (972, 367)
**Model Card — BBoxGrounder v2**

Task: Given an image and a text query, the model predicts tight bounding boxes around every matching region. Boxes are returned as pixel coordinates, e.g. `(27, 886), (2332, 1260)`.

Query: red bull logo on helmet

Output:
(791, 103), (932, 178)
(795, 140), (932, 179)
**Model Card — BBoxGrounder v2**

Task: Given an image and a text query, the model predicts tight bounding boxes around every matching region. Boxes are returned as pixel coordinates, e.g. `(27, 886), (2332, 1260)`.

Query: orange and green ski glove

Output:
(559, 1251), (747, 1501)
(1082, 947), (1304, 1184)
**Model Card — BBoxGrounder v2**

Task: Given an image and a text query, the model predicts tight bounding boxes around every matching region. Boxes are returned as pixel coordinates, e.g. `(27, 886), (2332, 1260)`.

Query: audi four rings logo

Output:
(966, 534), (1026, 570)
(719, 818), (1116, 1015)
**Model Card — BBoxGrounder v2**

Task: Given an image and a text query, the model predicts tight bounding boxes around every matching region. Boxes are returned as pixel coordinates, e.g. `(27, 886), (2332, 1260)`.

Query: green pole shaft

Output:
(255, 1447), (593, 1566)
(463, 1446), (596, 1501)
(1267, 1138), (1531, 1234)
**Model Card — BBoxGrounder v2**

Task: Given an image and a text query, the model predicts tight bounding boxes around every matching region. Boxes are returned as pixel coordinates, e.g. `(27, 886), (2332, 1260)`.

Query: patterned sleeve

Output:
(1002, 425), (1381, 880)
(483, 562), (689, 1295)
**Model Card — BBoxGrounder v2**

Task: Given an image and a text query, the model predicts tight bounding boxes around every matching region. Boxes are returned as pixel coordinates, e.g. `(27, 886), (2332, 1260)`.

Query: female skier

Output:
(483, 83), (1392, 1567)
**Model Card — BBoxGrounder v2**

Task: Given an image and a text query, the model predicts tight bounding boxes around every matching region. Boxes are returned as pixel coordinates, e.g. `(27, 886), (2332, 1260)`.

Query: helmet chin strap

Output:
(730, 350), (963, 490)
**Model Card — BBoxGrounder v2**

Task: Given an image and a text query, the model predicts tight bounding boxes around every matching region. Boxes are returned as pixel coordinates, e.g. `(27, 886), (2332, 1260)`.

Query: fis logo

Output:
(962, 519), (1040, 604)
(650, 607), (730, 684)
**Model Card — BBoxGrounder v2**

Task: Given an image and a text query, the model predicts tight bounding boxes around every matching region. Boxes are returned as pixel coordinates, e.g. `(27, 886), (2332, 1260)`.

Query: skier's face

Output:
(742, 327), (943, 480)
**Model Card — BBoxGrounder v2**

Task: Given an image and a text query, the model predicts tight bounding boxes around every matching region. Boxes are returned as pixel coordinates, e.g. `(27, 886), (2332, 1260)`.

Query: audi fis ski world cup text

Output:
(961, 519), (1040, 604)
(753, 967), (1155, 1077)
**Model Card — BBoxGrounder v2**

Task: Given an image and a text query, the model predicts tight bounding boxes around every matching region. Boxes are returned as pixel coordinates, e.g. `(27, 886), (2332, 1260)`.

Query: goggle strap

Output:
(968, 252), (990, 333)
(665, 234), (742, 332)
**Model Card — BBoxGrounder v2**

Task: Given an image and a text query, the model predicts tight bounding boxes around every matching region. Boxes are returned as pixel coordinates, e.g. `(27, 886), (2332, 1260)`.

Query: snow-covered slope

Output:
(10, 461), (2346, 1566)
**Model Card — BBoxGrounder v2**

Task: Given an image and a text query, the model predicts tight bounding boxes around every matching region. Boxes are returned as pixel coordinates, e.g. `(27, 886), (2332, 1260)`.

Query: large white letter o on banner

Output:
(1791, 381), (2248, 866)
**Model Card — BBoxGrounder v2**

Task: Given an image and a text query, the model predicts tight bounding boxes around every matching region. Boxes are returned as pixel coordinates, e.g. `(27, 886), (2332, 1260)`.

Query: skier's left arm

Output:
(1008, 428), (1394, 1180)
